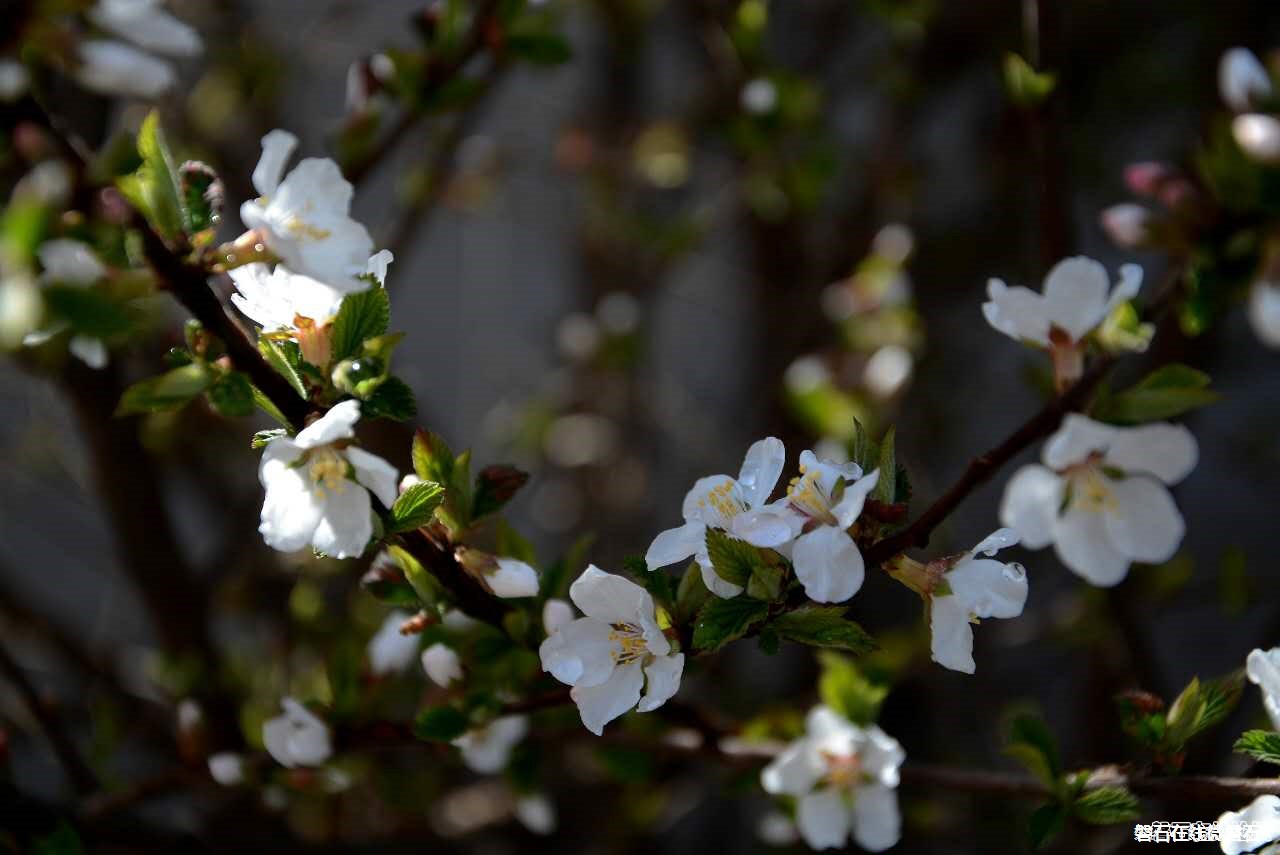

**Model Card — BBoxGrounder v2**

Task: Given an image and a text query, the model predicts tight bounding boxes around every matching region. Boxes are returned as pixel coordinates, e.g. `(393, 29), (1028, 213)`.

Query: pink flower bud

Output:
(1123, 161), (1171, 198)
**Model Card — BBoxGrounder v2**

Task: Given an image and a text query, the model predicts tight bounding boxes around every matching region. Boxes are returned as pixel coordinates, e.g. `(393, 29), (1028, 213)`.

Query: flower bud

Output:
(1220, 47), (1273, 112)
(1099, 203), (1151, 248)
(1233, 114), (1280, 164)
(1123, 161), (1171, 198)
(179, 160), (224, 233)
(331, 356), (384, 394)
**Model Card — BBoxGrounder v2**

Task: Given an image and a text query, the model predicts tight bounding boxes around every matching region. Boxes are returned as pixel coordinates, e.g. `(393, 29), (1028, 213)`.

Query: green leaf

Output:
(692, 596), (769, 653)
(207, 370), (255, 418)
(413, 429), (454, 484)
(704, 528), (765, 588)
(251, 385), (292, 428)
(816, 652), (887, 726)
(1003, 52), (1057, 108)
(472, 464), (529, 519)
(1073, 786), (1140, 825)
(873, 426), (896, 504)
(1234, 730), (1280, 765)
(506, 31), (573, 65)
(413, 705), (469, 742)
(1164, 677), (1207, 748)
(1005, 712), (1062, 785)
(116, 111), (187, 239)
(258, 337), (307, 399)
(1092, 363), (1217, 425)
(850, 418), (879, 474)
(675, 560), (710, 625)
(329, 287), (390, 364)
(771, 607), (876, 654)
(1027, 802), (1066, 850)
(43, 286), (141, 339)
(386, 480), (445, 532)
(115, 363), (211, 415)
(251, 429), (287, 449)
(746, 557), (785, 601)
(361, 376), (417, 421)
(389, 544), (444, 605)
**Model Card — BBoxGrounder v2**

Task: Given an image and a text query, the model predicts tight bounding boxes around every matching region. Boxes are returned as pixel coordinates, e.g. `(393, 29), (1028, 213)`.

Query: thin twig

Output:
(0, 638), (99, 795)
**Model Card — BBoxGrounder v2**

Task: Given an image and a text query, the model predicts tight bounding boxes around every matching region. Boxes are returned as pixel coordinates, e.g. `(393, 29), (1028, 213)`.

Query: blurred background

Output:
(3, 0), (1280, 851)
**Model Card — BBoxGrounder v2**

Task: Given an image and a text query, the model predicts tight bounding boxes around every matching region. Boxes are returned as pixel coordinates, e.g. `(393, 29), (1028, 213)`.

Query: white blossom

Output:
(453, 715), (528, 774)
(928, 529), (1028, 674)
(514, 793), (557, 835)
(88, 0), (202, 58)
(263, 698), (331, 768)
(1246, 648), (1280, 731)
(542, 598), (574, 634)
(488, 558), (540, 598)
(761, 706), (903, 851)
(421, 643), (463, 688)
(1234, 114), (1280, 164)
(257, 400), (398, 559)
(1218, 794), (1280, 855)
(241, 130), (376, 290)
(0, 60), (29, 102)
(539, 565), (685, 735)
(367, 610), (419, 675)
(1249, 281), (1280, 348)
(785, 451), (880, 604)
(75, 40), (176, 99)
(1099, 203), (1151, 249)
(645, 437), (796, 597)
(1219, 48), (1272, 112)
(1000, 414), (1196, 587)
(23, 240), (110, 368)
(207, 752), (245, 786)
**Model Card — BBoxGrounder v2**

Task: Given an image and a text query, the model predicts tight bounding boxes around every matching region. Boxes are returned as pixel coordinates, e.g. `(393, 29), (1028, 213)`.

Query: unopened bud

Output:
(1219, 47), (1273, 112)
(1233, 113), (1280, 164)
(1123, 161), (1171, 198)
(1099, 203), (1151, 248)
(179, 161), (224, 233)
(330, 355), (383, 393)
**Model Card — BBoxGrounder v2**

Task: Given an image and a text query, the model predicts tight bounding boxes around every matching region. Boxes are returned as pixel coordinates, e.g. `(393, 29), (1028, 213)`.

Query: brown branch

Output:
(342, 0), (503, 187)
(0, 638), (100, 795)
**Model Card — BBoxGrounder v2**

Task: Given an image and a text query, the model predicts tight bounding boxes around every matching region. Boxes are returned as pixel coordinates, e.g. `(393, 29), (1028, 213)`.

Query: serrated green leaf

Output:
(675, 561), (710, 625)
(747, 558), (784, 601)
(1093, 363), (1217, 425)
(692, 596), (769, 653)
(873, 426), (896, 504)
(258, 337), (307, 398)
(413, 705), (469, 741)
(388, 544), (444, 605)
(1028, 802), (1066, 850)
(816, 652), (887, 726)
(1164, 677), (1207, 748)
(1234, 730), (1280, 765)
(771, 607), (876, 653)
(251, 384), (292, 428)
(207, 370), (255, 417)
(413, 429), (454, 483)
(850, 418), (879, 473)
(1006, 712), (1062, 784)
(43, 286), (141, 339)
(361, 375), (416, 421)
(386, 480), (445, 531)
(1074, 786), (1140, 825)
(115, 363), (211, 415)
(329, 287), (390, 364)
(705, 528), (764, 588)
(116, 111), (187, 239)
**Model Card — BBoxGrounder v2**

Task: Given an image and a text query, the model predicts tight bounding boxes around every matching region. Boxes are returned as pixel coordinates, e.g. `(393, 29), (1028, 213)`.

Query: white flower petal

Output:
(681, 474), (739, 528)
(929, 595), (976, 674)
(861, 726), (905, 787)
(366, 249), (394, 285)
(645, 521), (704, 570)
(1233, 114), (1280, 164)
(831, 468), (879, 529)
(983, 279), (1051, 345)
(309, 483), (372, 559)
(730, 506), (798, 548)
(1220, 47), (1273, 112)
(569, 565), (654, 625)
(699, 556), (745, 599)
(761, 739), (825, 797)
(542, 598), (574, 634)
(1105, 264), (1144, 315)
(971, 527), (1020, 557)
(949, 557), (1028, 620)
(69, 336), (108, 369)
(453, 715), (528, 774)
(792, 526), (865, 604)
(76, 40), (175, 98)
(1102, 476), (1185, 563)
(263, 698), (331, 768)
(253, 129), (299, 198)
(38, 239), (106, 285)
(570, 660), (644, 735)
(295, 400), (362, 448)
(852, 784), (902, 852)
(89, 0), (202, 57)
(539, 617), (617, 687)
(1218, 794), (1280, 855)
(636, 653), (684, 713)
(345, 446), (399, 508)
(1043, 413), (1118, 470)
(796, 788), (851, 850)
(207, 752), (244, 786)
(515, 794), (557, 835)
(1247, 648), (1280, 731)
(1249, 281), (1280, 348)
(999, 465), (1062, 549)
(490, 558), (540, 598)
(367, 610), (418, 675)
(259, 461), (323, 553)
(1103, 421), (1198, 484)
(421, 643), (463, 688)
(737, 436), (786, 509)
(1052, 507), (1131, 586)
(1041, 256), (1111, 342)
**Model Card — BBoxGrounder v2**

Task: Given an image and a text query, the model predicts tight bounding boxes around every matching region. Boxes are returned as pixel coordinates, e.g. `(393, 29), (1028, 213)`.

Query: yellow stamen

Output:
(307, 447), (347, 497)
(608, 623), (649, 664)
